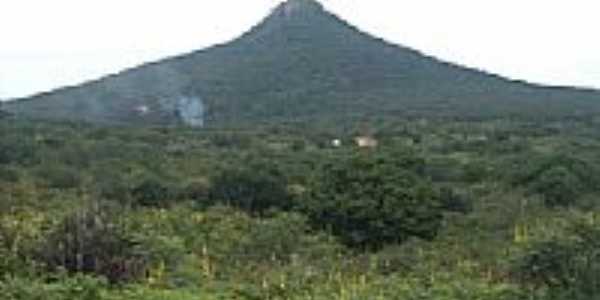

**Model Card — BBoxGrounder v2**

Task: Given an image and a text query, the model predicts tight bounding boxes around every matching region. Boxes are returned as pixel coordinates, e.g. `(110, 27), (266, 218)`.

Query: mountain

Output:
(5, 0), (600, 127)
(0, 109), (10, 119)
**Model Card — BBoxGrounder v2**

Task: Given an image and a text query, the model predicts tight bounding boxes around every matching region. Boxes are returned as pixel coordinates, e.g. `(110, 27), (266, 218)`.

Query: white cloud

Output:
(1, 0), (599, 99)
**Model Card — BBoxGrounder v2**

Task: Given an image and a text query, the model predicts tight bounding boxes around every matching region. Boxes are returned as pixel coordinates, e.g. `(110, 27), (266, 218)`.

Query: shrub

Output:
(89, 161), (133, 202)
(0, 136), (38, 166)
(510, 153), (600, 207)
(0, 275), (107, 300)
(236, 212), (343, 264)
(0, 166), (19, 183)
(512, 217), (600, 296)
(95, 174), (131, 202)
(530, 166), (581, 207)
(439, 186), (473, 214)
(34, 164), (81, 189)
(208, 164), (291, 215)
(463, 161), (489, 183)
(0, 234), (25, 278)
(303, 152), (443, 250)
(178, 179), (210, 202)
(131, 176), (175, 208)
(209, 132), (252, 148)
(0, 209), (46, 278)
(37, 205), (147, 284)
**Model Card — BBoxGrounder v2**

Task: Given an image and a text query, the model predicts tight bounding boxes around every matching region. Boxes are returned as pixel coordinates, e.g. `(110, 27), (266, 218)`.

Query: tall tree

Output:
(303, 151), (443, 250)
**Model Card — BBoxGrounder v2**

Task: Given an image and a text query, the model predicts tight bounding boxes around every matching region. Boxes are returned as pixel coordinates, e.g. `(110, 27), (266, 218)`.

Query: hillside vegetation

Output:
(3, 115), (600, 299)
(4, 0), (600, 127)
(3, 1), (600, 298)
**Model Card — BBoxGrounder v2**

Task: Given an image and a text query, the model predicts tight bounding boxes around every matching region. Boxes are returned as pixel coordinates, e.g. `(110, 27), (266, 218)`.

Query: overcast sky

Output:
(1, 0), (599, 100)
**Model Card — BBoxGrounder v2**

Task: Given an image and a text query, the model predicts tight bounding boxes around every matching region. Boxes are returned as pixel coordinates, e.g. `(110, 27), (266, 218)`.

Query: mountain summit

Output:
(6, 0), (600, 126)
(279, 0), (325, 14)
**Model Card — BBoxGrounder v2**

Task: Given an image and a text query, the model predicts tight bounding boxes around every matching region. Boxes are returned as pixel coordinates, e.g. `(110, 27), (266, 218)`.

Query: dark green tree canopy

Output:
(208, 162), (291, 215)
(513, 218), (600, 296)
(303, 151), (443, 250)
(510, 153), (600, 207)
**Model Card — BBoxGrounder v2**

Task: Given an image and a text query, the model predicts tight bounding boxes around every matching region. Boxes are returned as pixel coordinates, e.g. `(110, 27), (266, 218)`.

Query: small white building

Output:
(331, 139), (342, 147)
(134, 105), (150, 115)
(354, 136), (378, 148)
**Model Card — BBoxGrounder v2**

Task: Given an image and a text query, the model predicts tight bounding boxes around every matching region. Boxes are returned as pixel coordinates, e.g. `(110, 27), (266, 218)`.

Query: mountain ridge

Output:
(5, 0), (600, 126)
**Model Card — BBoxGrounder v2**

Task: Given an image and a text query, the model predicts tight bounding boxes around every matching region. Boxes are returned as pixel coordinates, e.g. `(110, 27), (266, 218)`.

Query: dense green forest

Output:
(3, 115), (600, 299)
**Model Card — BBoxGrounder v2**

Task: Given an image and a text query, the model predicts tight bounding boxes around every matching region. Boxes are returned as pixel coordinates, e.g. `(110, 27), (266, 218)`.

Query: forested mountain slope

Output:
(5, 0), (600, 126)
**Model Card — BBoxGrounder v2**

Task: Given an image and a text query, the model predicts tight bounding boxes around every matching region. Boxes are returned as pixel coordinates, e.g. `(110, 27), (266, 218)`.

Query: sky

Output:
(1, 0), (599, 100)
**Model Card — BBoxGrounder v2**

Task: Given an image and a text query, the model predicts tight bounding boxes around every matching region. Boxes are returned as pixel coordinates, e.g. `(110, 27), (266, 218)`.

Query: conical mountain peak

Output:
(268, 0), (327, 21)
(239, 0), (342, 45)
(279, 0), (324, 14)
(6, 0), (600, 127)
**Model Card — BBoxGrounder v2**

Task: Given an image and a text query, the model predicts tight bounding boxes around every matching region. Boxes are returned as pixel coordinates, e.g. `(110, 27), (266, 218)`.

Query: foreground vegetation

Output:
(2, 116), (600, 299)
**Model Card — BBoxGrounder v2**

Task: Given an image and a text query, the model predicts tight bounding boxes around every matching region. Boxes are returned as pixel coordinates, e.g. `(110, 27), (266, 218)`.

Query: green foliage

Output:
(37, 205), (147, 284)
(0, 166), (19, 183)
(231, 212), (343, 264)
(3, 117), (600, 298)
(34, 164), (81, 189)
(208, 132), (252, 148)
(360, 275), (528, 300)
(462, 160), (489, 183)
(0, 233), (25, 278)
(0, 275), (107, 300)
(511, 154), (599, 207)
(304, 151), (443, 249)
(439, 186), (473, 214)
(130, 176), (175, 208)
(512, 216), (600, 297)
(208, 164), (291, 215)
(0, 209), (45, 278)
(178, 179), (210, 202)
(0, 135), (38, 166)
(530, 166), (581, 207)
(94, 173), (131, 202)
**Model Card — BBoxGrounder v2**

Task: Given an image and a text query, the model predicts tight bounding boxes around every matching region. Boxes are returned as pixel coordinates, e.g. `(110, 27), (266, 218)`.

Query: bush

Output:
(235, 212), (342, 264)
(303, 152), (443, 250)
(131, 176), (175, 208)
(209, 132), (252, 148)
(0, 136), (38, 166)
(510, 153), (600, 207)
(530, 166), (581, 207)
(178, 179), (210, 202)
(37, 205), (147, 284)
(95, 174), (131, 202)
(512, 217), (600, 296)
(208, 164), (291, 215)
(89, 161), (134, 202)
(463, 161), (489, 183)
(34, 164), (81, 189)
(0, 209), (46, 278)
(0, 275), (107, 300)
(0, 166), (19, 183)
(439, 186), (473, 214)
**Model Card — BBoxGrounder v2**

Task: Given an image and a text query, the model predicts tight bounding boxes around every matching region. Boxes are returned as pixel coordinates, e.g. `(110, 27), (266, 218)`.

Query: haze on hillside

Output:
(3, 0), (600, 128)
(0, 0), (599, 100)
